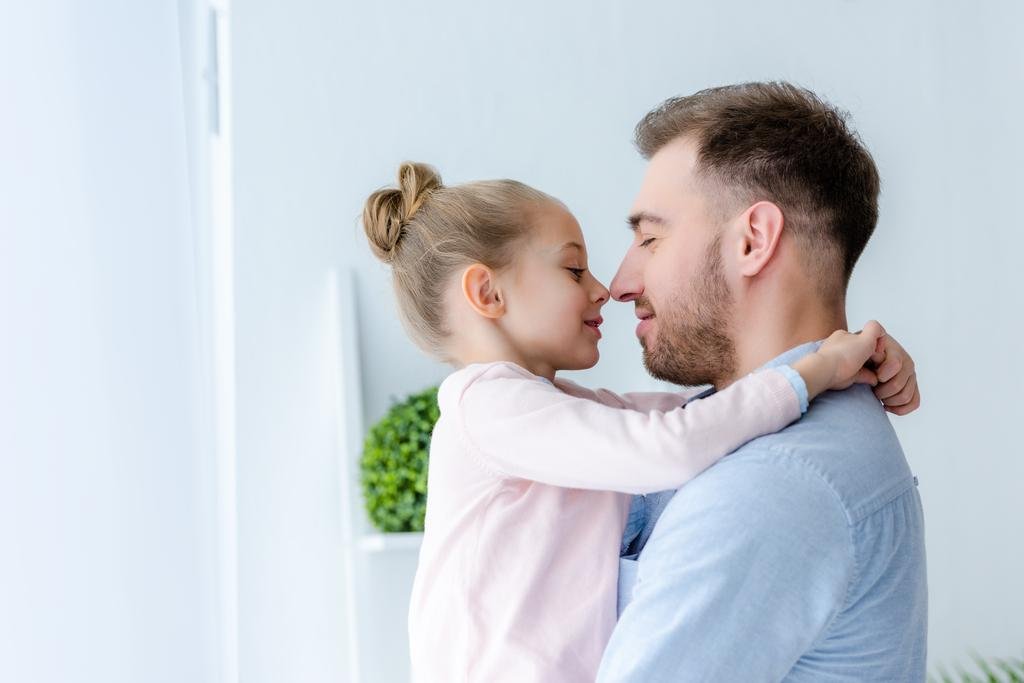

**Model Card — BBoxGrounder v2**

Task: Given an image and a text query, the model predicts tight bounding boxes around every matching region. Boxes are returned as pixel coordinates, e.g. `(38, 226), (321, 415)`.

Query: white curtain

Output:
(0, 3), (220, 681)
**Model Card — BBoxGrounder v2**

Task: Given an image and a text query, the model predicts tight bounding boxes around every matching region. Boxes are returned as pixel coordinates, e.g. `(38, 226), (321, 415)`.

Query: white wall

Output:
(228, 6), (353, 681)
(231, 0), (1024, 679)
(0, 3), (219, 682)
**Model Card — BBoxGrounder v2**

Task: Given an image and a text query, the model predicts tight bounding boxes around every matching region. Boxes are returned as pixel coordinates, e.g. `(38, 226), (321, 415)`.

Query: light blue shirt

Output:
(601, 342), (928, 682)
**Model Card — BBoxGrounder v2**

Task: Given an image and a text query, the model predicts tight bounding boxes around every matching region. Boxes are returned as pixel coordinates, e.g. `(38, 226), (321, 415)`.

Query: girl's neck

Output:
(445, 303), (557, 381)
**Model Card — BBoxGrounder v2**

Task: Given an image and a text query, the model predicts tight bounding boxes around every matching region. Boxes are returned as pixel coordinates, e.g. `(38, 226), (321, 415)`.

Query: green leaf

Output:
(932, 653), (1024, 683)
(999, 657), (1024, 683)
(972, 653), (999, 682)
(360, 385), (438, 532)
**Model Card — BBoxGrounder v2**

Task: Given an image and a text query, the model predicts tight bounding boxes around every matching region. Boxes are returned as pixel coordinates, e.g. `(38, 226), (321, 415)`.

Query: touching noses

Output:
(610, 254), (641, 303)
(590, 276), (610, 306)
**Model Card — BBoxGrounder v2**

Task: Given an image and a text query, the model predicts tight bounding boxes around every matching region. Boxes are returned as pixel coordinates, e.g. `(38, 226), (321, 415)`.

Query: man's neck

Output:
(716, 298), (847, 390)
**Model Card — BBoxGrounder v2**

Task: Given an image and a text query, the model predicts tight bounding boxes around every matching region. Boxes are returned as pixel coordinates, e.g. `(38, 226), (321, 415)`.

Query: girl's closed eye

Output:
(567, 267), (587, 282)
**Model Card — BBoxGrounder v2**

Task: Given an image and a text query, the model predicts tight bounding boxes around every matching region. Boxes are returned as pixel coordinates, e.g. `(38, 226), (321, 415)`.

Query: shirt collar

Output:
(757, 340), (823, 372)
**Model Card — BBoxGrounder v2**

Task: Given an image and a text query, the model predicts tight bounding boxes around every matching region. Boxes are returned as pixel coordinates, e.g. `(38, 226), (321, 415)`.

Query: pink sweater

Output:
(408, 361), (801, 682)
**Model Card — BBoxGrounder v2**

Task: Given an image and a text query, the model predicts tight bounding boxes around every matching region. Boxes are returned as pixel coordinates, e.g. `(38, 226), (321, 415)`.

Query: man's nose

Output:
(610, 255), (641, 303)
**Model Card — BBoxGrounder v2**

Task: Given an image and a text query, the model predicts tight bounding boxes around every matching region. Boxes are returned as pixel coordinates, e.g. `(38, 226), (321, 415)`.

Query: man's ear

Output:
(460, 263), (505, 319)
(736, 200), (785, 278)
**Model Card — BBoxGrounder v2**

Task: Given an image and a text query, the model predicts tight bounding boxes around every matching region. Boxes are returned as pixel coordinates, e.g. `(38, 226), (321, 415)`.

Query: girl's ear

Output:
(461, 263), (505, 319)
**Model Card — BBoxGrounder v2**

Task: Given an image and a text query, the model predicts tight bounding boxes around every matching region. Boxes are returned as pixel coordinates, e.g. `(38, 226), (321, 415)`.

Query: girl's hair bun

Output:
(363, 162), (443, 264)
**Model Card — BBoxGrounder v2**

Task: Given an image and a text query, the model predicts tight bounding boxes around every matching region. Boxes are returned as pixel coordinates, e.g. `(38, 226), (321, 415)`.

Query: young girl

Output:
(363, 162), (913, 683)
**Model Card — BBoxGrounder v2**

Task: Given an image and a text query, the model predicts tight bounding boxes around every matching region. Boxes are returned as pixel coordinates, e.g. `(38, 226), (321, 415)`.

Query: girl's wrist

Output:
(791, 352), (835, 401)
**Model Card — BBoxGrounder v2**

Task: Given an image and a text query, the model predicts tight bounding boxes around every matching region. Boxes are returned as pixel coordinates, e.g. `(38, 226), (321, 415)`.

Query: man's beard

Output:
(640, 235), (737, 387)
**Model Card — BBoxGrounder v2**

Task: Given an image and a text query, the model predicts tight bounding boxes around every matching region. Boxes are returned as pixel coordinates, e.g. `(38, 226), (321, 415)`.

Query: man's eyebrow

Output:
(627, 211), (667, 231)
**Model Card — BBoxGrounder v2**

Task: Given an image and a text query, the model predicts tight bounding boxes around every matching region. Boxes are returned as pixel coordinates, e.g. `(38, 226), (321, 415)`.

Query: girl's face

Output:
(499, 202), (610, 376)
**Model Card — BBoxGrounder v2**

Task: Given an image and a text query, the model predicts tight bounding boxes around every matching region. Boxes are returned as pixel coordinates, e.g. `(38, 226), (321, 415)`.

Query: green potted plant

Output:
(930, 653), (1024, 682)
(360, 386), (439, 533)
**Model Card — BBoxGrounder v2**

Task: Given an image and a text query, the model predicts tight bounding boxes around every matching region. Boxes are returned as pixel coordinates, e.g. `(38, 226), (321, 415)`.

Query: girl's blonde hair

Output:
(363, 161), (556, 360)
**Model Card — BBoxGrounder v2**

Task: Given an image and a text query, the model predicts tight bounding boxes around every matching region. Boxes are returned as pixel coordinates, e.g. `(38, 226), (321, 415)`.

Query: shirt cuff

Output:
(776, 364), (809, 414)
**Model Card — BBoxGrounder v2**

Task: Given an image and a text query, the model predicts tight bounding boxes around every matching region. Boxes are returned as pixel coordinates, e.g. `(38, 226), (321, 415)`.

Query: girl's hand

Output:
(792, 321), (886, 400)
(869, 333), (921, 416)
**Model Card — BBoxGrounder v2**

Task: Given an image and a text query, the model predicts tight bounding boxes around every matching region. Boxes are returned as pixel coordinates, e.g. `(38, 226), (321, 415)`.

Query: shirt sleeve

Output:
(455, 363), (802, 494)
(775, 364), (810, 413)
(596, 453), (853, 681)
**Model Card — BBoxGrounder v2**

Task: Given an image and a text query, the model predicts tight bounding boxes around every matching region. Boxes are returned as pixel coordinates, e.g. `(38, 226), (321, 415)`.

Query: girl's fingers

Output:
(885, 384), (921, 415)
(874, 370), (905, 400)
(876, 375), (905, 402)
(881, 372), (918, 407)
(854, 367), (879, 387)
(861, 319), (886, 341)
(869, 334), (888, 367)
(875, 349), (908, 385)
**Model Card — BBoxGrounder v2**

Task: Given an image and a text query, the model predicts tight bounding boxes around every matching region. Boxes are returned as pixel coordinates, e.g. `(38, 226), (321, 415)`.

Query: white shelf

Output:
(358, 532), (424, 553)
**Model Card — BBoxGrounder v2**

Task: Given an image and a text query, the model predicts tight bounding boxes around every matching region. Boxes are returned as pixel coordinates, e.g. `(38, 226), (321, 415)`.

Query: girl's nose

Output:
(591, 278), (610, 305)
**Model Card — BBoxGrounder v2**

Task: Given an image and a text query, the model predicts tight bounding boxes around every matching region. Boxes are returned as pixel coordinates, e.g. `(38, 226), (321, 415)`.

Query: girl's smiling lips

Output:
(584, 316), (603, 339)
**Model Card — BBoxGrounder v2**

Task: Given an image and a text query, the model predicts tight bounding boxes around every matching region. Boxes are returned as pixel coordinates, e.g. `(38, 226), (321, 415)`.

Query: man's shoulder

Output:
(640, 386), (908, 564)
(665, 437), (846, 523)
(639, 446), (852, 571)
(716, 384), (915, 523)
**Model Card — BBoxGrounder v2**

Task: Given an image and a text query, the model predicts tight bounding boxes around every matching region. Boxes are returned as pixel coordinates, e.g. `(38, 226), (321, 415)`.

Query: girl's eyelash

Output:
(567, 267), (586, 281)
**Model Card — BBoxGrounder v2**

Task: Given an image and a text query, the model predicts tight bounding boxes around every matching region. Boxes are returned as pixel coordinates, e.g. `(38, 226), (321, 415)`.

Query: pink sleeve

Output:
(456, 364), (801, 494)
(554, 377), (708, 412)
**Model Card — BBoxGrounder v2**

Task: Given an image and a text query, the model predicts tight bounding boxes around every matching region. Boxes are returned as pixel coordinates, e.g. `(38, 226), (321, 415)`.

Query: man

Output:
(597, 83), (927, 681)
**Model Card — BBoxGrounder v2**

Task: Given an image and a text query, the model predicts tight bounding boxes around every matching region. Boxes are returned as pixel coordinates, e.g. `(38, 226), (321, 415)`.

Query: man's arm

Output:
(597, 451), (854, 682)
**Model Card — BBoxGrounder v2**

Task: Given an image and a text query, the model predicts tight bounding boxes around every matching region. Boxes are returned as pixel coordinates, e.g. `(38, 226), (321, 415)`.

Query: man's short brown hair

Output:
(635, 82), (880, 297)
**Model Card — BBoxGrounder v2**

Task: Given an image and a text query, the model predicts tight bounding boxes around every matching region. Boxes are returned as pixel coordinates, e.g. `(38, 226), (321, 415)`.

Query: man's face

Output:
(610, 136), (737, 387)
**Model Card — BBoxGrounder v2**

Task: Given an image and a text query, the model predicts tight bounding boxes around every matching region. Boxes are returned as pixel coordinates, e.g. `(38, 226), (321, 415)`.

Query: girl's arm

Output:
(458, 364), (800, 494)
(458, 323), (885, 495)
(552, 377), (705, 413)
(556, 326), (921, 416)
